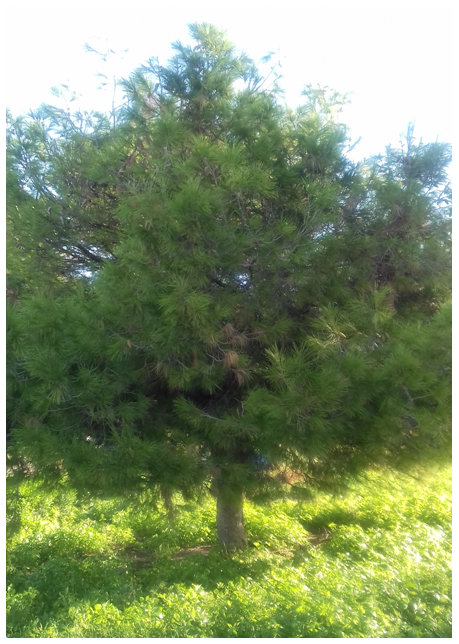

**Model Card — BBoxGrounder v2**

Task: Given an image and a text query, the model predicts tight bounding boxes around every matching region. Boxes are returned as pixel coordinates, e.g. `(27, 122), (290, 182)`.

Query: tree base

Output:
(216, 492), (248, 549)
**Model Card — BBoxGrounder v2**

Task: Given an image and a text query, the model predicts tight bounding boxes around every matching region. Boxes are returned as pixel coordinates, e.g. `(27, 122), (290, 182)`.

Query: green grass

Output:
(6, 466), (451, 638)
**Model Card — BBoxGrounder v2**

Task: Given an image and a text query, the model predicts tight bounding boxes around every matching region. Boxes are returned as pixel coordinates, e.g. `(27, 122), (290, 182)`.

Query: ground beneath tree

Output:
(172, 545), (213, 559)
(120, 531), (331, 571)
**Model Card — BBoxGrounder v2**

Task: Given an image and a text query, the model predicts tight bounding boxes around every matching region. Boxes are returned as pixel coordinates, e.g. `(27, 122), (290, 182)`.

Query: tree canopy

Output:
(6, 23), (452, 547)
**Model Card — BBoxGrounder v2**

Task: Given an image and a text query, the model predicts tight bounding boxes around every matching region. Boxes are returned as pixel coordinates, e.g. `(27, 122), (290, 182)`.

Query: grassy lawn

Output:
(6, 465), (451, 638)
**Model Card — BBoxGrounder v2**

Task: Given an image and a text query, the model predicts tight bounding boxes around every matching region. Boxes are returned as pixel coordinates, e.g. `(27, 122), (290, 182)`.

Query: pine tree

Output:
(6, 100), (127, 298)
(6, 24), (451, 548)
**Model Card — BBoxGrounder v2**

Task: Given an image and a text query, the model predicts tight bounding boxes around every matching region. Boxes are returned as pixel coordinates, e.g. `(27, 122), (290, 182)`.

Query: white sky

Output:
(5, 1), (453, 162)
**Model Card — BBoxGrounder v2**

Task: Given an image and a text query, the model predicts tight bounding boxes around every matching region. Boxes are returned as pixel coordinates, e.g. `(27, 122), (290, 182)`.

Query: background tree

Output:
(7, 23), (451, 549)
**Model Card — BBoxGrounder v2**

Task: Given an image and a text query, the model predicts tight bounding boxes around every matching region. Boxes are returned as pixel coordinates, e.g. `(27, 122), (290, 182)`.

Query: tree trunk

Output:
(160, 486), (175, 522)
(216, 489), (248, 549)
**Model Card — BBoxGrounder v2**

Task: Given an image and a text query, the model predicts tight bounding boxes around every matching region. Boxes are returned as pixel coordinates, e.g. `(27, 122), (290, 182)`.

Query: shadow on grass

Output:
(125, 542), (274, 595)
(7, 535), (274, 625)
(298, 508), (379, 533)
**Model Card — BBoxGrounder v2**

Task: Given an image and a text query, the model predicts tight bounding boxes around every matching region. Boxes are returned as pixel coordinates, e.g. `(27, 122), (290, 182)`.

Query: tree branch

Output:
(73, 244), (110, 264)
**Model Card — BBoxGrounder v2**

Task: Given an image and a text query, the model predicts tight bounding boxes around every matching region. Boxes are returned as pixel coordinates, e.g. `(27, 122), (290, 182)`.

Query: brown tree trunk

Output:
(216, 489), (248, 549)
(160, 486), (175, 522)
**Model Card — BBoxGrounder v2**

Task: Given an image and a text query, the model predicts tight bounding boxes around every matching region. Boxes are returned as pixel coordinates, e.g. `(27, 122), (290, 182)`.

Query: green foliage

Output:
(6, 106), (123, 298)
(6, 466), (451, 638)
(6, 23), (451, 545)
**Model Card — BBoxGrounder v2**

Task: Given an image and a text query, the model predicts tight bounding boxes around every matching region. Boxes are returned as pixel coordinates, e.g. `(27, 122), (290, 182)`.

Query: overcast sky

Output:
(5, 1), (453, 162)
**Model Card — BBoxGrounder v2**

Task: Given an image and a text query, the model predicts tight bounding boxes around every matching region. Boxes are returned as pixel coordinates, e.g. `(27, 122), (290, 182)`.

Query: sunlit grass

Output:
(6, 465), (451, 638)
